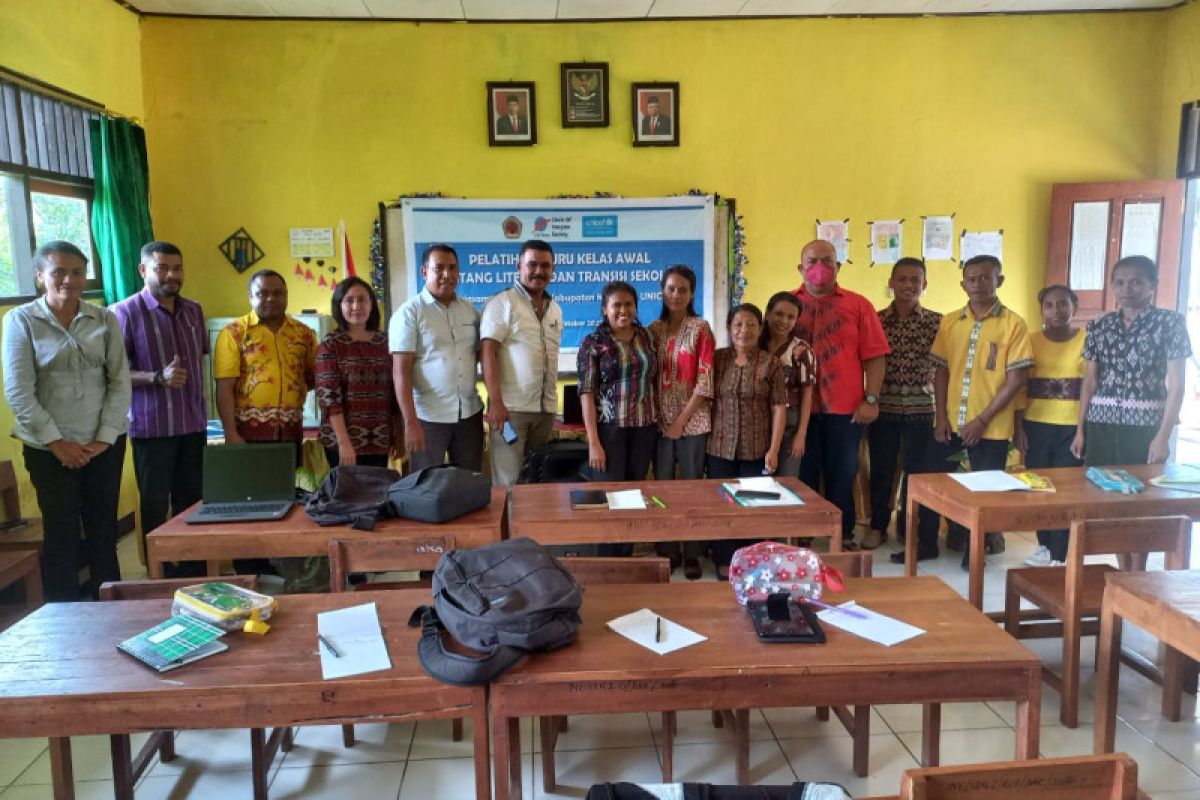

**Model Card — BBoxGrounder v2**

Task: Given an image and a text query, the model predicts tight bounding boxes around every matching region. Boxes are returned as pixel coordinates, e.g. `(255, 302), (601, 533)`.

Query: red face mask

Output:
(805, 262), (836, 287)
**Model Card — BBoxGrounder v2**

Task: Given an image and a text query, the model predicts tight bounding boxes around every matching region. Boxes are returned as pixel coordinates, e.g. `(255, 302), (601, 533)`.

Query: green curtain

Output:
(89, 117), (152, 304)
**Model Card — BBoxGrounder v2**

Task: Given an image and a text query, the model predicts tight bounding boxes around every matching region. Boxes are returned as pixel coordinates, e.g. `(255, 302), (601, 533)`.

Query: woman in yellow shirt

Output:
(1017, 285), (1084, 566)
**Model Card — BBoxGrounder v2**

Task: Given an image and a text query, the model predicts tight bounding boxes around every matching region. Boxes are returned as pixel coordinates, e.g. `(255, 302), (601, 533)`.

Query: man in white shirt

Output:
(391, 244), (484, 470)
(480, 239), (563, 485)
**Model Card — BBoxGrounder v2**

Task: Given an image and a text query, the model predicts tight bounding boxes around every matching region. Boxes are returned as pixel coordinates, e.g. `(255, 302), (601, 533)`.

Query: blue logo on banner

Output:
(582, 215), (618, 238)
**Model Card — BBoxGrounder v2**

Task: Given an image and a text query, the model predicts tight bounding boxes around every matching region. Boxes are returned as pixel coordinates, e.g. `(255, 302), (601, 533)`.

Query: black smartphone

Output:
(747, 596), (825, 643)
(735, 489), (781, 500)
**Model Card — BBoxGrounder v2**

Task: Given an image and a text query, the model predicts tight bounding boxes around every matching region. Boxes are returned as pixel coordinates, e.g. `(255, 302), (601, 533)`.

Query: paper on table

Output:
(737, 476), (779, 491)
(605, 489), (647, 510)
(816, 601), (925, 647)
(607, 608), (707, 655)
(948, 470), (1031, 492)
(317, 602), (392, 680)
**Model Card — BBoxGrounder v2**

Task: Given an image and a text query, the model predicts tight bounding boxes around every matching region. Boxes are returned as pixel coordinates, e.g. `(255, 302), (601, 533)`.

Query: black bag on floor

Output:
(520, 440), (589, 483)
(408, 537), (583, 685)
(387, 464), (491, 523)
(585, 783), (852, 800)
(304, 464), (400, 530)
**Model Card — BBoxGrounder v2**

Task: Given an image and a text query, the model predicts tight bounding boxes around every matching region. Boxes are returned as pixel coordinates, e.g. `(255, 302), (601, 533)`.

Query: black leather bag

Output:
(387, 464), (491, 523)
(304, 464), (400, 530)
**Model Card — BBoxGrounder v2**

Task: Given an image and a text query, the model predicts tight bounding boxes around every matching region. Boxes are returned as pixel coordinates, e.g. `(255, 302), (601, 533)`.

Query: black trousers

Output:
(946, 436), (1009, 545)
(593, 424), (657, 556)
(132, 432), (207, 578)
(324, 448), (391, 470)
(866, 415), (949, 548)
(24, 436), (127, 601)
(706, 454), (767, 568)
(1085, 421), (1158, 467)
(799, 413), (862, 541)
(1024, 420), (1083, 561)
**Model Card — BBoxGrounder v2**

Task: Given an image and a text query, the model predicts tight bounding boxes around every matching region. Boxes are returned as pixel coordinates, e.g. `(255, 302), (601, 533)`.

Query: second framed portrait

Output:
(632, 82), (679, 147)
(560, 62), (609, 128)
(487, 82), (537, 147)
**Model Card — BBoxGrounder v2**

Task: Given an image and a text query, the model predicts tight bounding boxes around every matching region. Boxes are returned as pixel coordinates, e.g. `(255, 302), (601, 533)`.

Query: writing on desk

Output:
(413, 541), (447, 554)
(568, 679), (678, 693)
(944, 776), (1085, 792)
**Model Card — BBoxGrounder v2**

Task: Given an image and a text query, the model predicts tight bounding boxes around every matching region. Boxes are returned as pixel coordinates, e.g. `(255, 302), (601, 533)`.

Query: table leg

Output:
(968, 523), (985, 609)
(473, 705), (492, 800)
(48, 737), (74, 800)
(852, 705), (870, 777)
(1094, 591), (1121, 754)
(109, 735), (134, 800)
(21, 567), (43, 605)
(920, 703), (940, 767)
(1162, 644), (1184, 722)
(492, 712), (521, 800)
(733, 709), (750, 785)
(905, 494), (919, 576)
(1014, 687), (1041, 759)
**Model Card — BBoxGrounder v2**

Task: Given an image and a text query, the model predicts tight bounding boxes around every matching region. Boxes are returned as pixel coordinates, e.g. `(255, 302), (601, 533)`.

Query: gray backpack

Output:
(408, 537), (583, 685)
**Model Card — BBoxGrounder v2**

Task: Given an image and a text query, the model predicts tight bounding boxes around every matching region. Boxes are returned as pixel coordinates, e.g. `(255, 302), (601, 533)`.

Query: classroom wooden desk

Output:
(489, 577), (1041, 800)
(1095, 570), (1200, 755)
(0, 590), (490, 800)
(904, 465), (1200, 609)
(507, 477), (841, 550)
(146, 486), (507, 578)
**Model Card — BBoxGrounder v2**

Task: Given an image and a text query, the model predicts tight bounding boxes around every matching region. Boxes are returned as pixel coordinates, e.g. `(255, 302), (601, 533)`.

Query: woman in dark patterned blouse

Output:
(316, 277), (401, 468)
(759, 292), (816, 479)
(707, 303), (787, 577)
(1072, 256), (1192, 465)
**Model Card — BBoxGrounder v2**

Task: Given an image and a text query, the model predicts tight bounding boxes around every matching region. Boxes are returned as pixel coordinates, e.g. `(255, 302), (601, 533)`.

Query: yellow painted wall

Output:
(1160, 0), (1200, 175)
(142, 12), (1166, 328)
(1, 0), (143, 522)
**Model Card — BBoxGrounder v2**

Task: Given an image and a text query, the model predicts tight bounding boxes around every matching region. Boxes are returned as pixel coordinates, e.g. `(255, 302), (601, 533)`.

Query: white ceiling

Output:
(120, 0), (1180, 20)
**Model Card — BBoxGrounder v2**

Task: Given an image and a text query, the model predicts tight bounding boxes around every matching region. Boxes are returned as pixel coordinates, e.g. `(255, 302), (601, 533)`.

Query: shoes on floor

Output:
(1023, 545), (1054, 567)
(890, 549), (938, 564)
(985, 533), (1005, 554)
(841, 539), (861, 552)
(683, 558), (703, 581)
(859, 529), (885, 550)
(946, 529), (967, 552)
(716, 564), (731, 581)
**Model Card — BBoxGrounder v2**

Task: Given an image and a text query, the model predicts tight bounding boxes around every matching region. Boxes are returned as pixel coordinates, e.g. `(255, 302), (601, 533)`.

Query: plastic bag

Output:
(728, 542), (845, 606)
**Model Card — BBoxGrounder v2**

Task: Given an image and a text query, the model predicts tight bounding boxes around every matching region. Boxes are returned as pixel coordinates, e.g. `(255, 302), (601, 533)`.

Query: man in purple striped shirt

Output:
(111, 241), (209, 577)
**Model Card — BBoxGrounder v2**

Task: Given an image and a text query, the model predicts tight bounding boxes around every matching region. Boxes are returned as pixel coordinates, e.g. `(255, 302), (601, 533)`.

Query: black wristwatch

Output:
(152, 369), (164, 386)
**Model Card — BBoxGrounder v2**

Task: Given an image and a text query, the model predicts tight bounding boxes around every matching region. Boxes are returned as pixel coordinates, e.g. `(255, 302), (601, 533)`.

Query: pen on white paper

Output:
(317, 602), (392, 680)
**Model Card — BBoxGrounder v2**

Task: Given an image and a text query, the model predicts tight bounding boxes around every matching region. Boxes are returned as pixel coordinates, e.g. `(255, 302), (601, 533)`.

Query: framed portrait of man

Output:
(487, 82), (537, 147)
(632, 82), (679, 147)
(560, 62), (609, 128)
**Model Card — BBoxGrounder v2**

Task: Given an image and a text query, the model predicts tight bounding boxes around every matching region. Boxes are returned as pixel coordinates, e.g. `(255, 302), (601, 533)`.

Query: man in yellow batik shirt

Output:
(931, 255), (1033, 567)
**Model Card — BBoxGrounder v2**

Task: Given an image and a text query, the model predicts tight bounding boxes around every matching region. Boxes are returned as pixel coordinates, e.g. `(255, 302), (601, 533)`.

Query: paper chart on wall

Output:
(870, 220), (902, 265)
(922, 215), (955, 261)
(960, 230), (1003, 265)
(816, 219), (850, 263)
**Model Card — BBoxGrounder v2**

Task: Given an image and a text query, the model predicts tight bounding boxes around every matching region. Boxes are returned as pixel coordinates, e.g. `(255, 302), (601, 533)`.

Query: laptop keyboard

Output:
(196, 502), (288, 516)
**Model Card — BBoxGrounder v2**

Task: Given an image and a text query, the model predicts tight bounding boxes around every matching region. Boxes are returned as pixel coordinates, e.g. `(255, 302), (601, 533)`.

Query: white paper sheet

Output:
(816, 219), (850, 263)
(870, 220), (903, 264)
(607, 608), (707, 655)
(317, 602), (392, 680)
(948, 470), (1030, 492)
(605, 489), (647, 510)
(959, 230), (1003, 265)
(816, 601), (925, 647)
(922, 215), (954, 261)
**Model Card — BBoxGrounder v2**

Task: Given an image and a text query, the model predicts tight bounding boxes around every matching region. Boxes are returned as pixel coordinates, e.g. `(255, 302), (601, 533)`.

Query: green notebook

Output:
(117, 615), (228, 672)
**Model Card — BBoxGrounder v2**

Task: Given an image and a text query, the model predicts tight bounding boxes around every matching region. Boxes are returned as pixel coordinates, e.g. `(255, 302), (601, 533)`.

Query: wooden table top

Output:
(1105, 569), (1200, 637)
(0, 589), (478, 738)
(492, 577), (1037, 685)
(908, 464), (1200, 519)
(507, 477), (840, 545)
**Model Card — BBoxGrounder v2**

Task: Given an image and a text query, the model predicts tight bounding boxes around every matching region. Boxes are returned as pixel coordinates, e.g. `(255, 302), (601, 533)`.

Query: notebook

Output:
(117, 615), (228, 672)
(186, 443), (296, 523)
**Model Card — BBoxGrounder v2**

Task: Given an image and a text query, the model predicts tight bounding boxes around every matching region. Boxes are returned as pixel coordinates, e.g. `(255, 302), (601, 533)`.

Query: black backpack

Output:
(304, 464), (400, 530)
(387, 464), (492, 523)
(408, 537), (583, 685)
(585, 784), (852, 800)
(520, 440), (589, 483)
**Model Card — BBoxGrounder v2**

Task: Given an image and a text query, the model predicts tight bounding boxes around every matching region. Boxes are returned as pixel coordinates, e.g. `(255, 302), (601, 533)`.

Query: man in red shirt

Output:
(791, 240), (891, 549)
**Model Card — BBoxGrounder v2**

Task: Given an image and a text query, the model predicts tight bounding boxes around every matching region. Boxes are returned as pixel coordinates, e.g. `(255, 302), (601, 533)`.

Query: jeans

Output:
(488, 411), (555, 486)
(412, 411), (485, 472)
(799, 413), (862, 541)
(24, 436), (127, 601)
(654, 433), (708, 560)
(866, 415), (949, 552)
(132, 432), (206, 578)
(706, 454), (766, 567)
(1024, 420), (1083, 562)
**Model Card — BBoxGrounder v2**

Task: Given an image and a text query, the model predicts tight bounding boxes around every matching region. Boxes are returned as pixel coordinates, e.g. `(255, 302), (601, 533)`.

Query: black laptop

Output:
(186, 443), (295, 524)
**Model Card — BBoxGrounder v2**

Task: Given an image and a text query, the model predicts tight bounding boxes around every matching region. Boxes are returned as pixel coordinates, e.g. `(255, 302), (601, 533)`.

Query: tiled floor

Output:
(2, 529), (1199, 798)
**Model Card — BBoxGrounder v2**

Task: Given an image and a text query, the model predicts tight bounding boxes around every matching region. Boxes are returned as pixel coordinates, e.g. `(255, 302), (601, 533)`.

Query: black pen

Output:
(317, 633), (341, 658)
(655, 615), (664, 643)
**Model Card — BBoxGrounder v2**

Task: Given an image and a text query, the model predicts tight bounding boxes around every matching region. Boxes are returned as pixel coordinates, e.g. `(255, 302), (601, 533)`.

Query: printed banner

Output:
(402, 197), (716, 357)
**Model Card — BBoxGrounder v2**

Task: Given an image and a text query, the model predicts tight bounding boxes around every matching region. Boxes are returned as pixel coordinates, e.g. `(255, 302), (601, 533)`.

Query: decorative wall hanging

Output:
(487, 82), (537, 147)
(561, 62), (609, 128)
(218, 228), (263, 273)
(631, 82), (679, 147)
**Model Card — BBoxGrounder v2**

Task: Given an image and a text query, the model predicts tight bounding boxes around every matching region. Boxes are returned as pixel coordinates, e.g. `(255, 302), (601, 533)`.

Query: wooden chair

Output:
(1004, 515), (1191, 728)
(541, 557), (671, 792)
(96, 575), (289, 800)
(0, 549), (42, 630)
(895, 752), (1140, 800)
(328, 535), (456, 747)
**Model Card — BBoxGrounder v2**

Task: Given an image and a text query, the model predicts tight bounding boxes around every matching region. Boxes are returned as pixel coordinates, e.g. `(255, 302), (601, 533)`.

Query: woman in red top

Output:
(316, 278), (402, 468)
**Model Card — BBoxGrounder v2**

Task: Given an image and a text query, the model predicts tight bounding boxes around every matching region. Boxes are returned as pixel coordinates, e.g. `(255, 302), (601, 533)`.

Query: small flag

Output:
(294, 263), (304, 277)
(339, 219), (357, 280)
(318, 274), (328, 289)
(305, 268), (314, 283)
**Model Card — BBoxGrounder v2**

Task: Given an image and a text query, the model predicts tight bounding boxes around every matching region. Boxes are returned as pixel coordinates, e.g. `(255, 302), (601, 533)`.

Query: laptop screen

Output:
(202, 443), (296, 504)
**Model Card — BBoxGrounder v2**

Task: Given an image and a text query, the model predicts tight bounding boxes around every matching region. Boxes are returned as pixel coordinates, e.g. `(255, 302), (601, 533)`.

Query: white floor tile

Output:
(760, 706), (879, 740)
(664, 740), (796, 785)
(399, 756), (496, 800)
(146, 728), (264, 774)
(1128, 716), (1200, 773)
(278, 722), (413, 767)
(1039, 721), (1200, 793)
(407, 717), (521, 761)
(0, 739), (46, 787)
(896, 726), (1024, 767)
(534, 745), (664, 798)
(530, 713), (653, 754)
(270, 760), (406, 800)
(874, 702), (1009, 734)
(777, 733), (917, 798)
(2, 781), (117, 800)
(15, 733), (155, 784)
(649, 709), (774, 746)
(135, 767), (263, 800)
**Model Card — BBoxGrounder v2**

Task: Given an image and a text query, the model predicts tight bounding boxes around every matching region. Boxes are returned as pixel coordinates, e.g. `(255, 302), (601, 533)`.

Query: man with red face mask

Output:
(790, 240), (890, 550)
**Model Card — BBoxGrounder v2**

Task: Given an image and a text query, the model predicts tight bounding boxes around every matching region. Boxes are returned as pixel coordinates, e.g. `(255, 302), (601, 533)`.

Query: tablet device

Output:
(747, 594), (825, 644)
(735, 489), (781, 500)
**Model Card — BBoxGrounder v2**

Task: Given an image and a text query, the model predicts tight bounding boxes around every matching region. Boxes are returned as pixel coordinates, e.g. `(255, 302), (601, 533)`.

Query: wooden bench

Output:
(0, 549), (42, 629)
(895, 753), (1141, 799)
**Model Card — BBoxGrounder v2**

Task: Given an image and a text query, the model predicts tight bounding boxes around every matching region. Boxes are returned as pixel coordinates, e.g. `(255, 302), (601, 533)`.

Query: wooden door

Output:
(1046, 180), (1186, 322)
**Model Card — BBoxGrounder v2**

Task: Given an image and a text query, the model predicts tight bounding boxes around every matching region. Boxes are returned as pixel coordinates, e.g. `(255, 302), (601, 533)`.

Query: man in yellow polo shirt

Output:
(214, 269), (318, 448)
(931, 255), (1033, 567)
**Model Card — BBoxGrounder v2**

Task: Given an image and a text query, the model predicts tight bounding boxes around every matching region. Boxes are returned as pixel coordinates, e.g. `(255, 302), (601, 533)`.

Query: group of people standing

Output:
(2, 233), (1190, 601)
